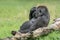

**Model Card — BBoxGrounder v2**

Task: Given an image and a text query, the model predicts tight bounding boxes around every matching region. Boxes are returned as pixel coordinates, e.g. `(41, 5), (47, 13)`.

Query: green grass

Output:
(0, 0), (60, 40)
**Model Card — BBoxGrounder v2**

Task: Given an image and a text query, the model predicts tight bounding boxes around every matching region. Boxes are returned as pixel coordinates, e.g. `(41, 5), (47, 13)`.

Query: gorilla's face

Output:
(31, 6), (48, 18)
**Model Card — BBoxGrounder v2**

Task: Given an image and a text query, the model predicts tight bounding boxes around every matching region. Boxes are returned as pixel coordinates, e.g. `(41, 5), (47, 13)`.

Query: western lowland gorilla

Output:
(11, 6), (50, 35)
(20, 6), (50, 33)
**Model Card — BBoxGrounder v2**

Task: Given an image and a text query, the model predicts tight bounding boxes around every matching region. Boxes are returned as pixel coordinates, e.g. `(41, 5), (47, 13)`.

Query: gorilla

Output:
(20, 6), (50, 33)
(11, 6), (50, 35)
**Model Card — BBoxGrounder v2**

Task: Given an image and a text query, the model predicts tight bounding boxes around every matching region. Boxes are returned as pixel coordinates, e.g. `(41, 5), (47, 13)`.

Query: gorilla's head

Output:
(29, 6), (49, 19)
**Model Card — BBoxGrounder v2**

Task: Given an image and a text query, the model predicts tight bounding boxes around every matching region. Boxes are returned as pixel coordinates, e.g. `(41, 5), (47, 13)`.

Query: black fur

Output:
(19, 18), (36, 33)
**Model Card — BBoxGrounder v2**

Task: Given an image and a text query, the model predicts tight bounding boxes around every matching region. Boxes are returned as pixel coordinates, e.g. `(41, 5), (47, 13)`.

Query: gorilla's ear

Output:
(11, 31), (17, 36)
(29, 7), (36, 20)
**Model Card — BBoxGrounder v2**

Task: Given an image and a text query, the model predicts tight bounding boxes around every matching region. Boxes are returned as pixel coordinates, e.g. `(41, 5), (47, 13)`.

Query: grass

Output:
(0, 0), (60, 40)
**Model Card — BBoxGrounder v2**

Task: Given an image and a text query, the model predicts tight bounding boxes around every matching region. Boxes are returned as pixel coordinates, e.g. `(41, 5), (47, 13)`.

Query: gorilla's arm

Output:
(29, 7), (36, 20)
(19, 21), (31, 33)
(41, 14), (50, 27)
(28, 17), (42, 32)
